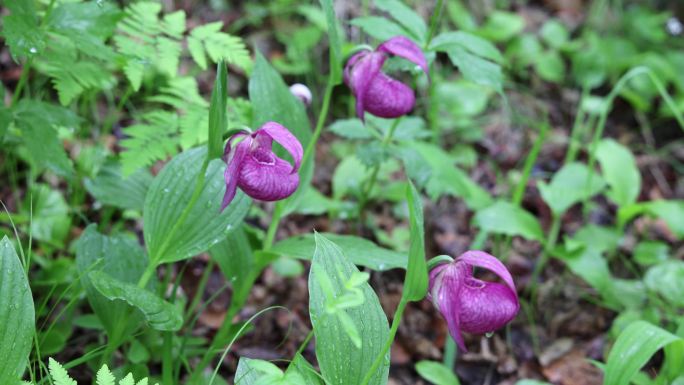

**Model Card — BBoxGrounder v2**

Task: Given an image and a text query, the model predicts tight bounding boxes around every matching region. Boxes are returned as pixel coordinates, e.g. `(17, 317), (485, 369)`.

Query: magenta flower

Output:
(221, 122), (303, 211)
(344, 36), (428, 120)
(429, 251), (520, 351)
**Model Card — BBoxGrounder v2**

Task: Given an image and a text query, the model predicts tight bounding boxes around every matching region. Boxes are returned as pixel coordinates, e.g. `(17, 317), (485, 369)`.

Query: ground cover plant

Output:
(1, 0), (684, 384)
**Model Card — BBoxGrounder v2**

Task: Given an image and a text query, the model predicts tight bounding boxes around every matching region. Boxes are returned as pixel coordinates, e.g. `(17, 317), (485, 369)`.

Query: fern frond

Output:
(115, 2), (184, 86)
(48, 358), (77, 385)
(120, 110), (180, 175)
(188, 22), (251, 71)
(96, 364), (116, 385)
(119, 374), (135, 385)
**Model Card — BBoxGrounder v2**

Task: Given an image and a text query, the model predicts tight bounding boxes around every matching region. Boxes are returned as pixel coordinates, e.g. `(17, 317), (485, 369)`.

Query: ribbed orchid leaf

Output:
(144, 147), (250, 264)
(308, 234), (390, 385)
(473, 200), (544, 242)
(208, 60), (227, 160)
(604, 321), (681, 385)
(404, 180), (428, 301)
(0, 237), (34, 384)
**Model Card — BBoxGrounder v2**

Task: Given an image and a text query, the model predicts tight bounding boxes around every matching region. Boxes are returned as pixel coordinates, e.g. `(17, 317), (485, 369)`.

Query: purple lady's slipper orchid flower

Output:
(344, 36), (428, 120)
(428, 251), (520, 351)
(220, 122), (303, 211)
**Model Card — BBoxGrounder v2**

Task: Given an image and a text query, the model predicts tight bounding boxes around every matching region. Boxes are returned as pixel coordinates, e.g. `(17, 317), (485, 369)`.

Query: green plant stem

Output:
(512, 119), (548, 206)
(11, 59), (33, 107)
(137, 262), (158, 289)
(528, 214), (561, 296)
(564, 87), (589, 164)
(360, 297), (409, 385)
(162, 332), (173, 385)
(263, 203), (284, 251)
(262, 81), (335, 250)
(359, 118), (401, 206)
(442, 337), (457, 370)
(426, 0), (445, 45)
(582, 67), (684, 217)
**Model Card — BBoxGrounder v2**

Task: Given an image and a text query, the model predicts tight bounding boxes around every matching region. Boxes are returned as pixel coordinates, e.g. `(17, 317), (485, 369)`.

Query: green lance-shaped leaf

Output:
(403, 181), (428, 301)
(596, 138), (641, 207)
(75, 225), (148, 343)
(604, 321), (682, 385)
(415, 360), (460, 385)
(473, 200), (544, 242)
(318, 0), (343, 84)
(208, 60), (227, 160)
(272, 233), (407, 271)
(0, 237), (35, 383)
(89, 271), (182, 331)
(144, 147), (250, 264)
(308, 233), (390, 385)
(249, 53), (312, 215)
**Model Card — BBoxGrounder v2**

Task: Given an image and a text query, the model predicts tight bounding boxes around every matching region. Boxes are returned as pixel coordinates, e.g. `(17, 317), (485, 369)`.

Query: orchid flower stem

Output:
(11, 59), (33, 107)
(426, 0), (445, 45)
(360, 118), (401, 208)
(528, 214), (561, 297)
(263, 81), (335, 251)
(581, 67), (684, 218)
(360, 297), (409, 385)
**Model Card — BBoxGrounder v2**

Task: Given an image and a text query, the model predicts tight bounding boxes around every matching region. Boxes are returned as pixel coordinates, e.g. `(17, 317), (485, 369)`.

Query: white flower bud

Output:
(289, 83), (312, 106)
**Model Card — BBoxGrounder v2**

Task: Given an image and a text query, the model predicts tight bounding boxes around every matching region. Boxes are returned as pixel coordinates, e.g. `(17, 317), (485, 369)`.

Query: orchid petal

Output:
(432, 264), (468, 351)
(344, 51), (386, 120)
(256, 122), (304, 173)
(377, 36), (428, 75)
(220, 139), (250, 211)
(458, 280), (520, 335)
(362, 72), (416, 118)
(238, 152), (300, 201)
(456, 251), (518, 300)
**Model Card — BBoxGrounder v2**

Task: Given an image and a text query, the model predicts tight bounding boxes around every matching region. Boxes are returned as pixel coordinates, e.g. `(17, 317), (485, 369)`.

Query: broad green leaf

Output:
(350, 17), (409, 42)
(539, 20), (569, 49)
(415, 361), (460, 385)
(272, 233), (407, 271)
(473, 201), (544, 242)
(89, 271), (182, 331)
(534, 50), (564, 83)
(445, 45), (502, 92)
(208, 61), (227, 160)
(84, 158), (152, 211)
(25, 184), (71, 247)
(209, 227), (275, 315)
(404, 181), (428, 301)
(0, 237), (34, 383)
(409, 142), (492, 210)
(430, 31), (503, 63)
(308, 234), (390, 385)
(633, 241), (669, 266)
(374, 0), (427, 43)
(47, 2), (122, 39)
(144, 147), (250, 264)
(604, 321), (681, 385)
(319, 0), (343, 83)
(1, 0), (46, 59)
(285, 354), (324, 385)
(596, 138), (641, 207)
(75, 225), (148, 343)
(478, 11), (525, 42)
(20, 120), (73, 177)
(644, 260), (684, 307)
(538, 162), (605, 215)
(555, 247), (612, 301)
(235, 358), (261, 384)
(249, 53), (312, 215)
(328, 118), (376, 140)
(618, 200), (684, 239)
